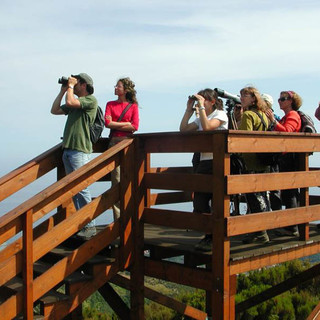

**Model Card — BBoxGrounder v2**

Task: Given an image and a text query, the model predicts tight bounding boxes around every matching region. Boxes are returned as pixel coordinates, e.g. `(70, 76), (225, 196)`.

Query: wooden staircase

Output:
(0, 138), (137, 319)
(2, 131), (320, 319)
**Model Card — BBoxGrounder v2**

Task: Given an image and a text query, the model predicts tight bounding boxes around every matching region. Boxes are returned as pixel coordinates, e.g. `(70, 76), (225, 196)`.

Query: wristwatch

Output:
(68, 85), (74, 89)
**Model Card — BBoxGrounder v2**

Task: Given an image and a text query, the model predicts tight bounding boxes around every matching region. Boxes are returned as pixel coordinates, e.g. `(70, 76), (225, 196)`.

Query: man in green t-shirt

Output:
(51, 73), (98, 239)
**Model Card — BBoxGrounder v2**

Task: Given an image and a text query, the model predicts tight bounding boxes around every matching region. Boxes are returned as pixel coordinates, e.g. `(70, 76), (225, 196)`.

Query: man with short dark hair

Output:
(51, 73), (98, 239)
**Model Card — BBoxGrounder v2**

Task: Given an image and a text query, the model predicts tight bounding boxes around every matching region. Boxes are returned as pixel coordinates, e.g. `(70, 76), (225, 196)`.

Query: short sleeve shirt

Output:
(61, 95), (98, 153)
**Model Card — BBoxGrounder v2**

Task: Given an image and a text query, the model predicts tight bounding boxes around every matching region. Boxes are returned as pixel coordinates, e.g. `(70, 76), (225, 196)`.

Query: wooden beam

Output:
(150, 191), (192, 206)
(22, 210), (33, 320)
(0, 144), (62, 202)
(144, 172), (212, 192)
(226, 205), (320, 237)
(111, 274), (208, 320)
(144, 258), (212, 291)
(230, 238), (320, 275)
(99, 283), (130, 320)
(227, 171), (320, 194)
(143, 208), (212, 233)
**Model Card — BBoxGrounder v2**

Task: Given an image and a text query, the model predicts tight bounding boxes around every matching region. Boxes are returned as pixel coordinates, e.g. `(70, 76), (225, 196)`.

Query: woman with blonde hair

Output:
(239, 86), (270, 244)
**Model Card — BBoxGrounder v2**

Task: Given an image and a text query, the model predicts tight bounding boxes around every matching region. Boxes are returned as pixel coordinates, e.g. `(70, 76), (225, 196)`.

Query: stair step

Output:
(39, 290), (70, 305)
(14, 315), (45, 320)
(49, 246), (116, 265)
(34, 260), (93, 284)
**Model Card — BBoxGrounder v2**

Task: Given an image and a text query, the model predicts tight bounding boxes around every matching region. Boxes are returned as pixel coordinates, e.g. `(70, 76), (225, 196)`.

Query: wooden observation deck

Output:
(1, 130), (320, 319)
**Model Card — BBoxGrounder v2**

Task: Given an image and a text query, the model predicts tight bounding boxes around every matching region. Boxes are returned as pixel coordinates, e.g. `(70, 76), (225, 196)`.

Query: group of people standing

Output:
(51, 73), (139, 240)
(180, 86), (306, 251)
(50, 73), (311, 248)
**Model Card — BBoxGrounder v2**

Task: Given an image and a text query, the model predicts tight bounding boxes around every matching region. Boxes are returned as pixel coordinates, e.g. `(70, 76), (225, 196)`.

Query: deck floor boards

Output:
(142, 223), (320, 262)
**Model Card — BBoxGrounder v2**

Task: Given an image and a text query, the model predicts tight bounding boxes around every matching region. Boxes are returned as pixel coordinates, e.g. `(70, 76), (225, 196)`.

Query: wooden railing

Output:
(1, 131), (320, 319)
(0, 138), (139, 319)
(136, 129), (320, 320)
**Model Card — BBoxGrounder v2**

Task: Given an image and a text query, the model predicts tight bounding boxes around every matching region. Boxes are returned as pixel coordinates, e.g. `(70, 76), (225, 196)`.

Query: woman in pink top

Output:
(265, 91), (302, 237)
(105, 77), (139, 220)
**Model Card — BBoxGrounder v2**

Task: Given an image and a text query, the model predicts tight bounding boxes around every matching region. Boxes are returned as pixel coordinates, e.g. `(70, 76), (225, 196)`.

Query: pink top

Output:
(275, 110), (301, 132)
(105, 101), (139, 137)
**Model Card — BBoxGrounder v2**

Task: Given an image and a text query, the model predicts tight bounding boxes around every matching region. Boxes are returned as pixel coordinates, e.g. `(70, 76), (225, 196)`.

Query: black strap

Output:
(251, 109), (268, 130)
(118, 103), (132, 122)
(109, 103), (133, 137)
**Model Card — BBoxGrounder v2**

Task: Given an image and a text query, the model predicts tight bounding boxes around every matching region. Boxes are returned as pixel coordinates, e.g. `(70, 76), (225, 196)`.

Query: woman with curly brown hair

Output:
(265, 90), (302, 238)
(105, 77), (139, 220)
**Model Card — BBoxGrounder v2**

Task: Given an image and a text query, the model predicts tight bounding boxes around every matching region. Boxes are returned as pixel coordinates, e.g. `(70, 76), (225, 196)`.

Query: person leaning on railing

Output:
(104, 77), (139, 221)
(179, 89), (228, 252)
(238, 86), (271, 244)
(265, 90), (302, 238)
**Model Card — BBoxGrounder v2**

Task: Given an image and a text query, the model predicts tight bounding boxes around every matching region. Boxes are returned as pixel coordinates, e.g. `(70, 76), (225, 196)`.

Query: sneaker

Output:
(77, 226), (97, 240)
(195, 236), (212, 252)
(242, 232), (269, 244)
(275, 228), (299, 237)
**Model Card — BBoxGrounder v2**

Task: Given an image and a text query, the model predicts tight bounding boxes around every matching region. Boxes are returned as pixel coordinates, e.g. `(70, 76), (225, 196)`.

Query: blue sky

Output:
(2, 0), (320, 175)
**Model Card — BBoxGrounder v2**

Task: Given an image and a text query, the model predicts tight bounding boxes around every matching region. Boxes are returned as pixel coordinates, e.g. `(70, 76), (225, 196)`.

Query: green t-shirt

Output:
(239, 109), (269, 172)
(61, 95), (98, 154)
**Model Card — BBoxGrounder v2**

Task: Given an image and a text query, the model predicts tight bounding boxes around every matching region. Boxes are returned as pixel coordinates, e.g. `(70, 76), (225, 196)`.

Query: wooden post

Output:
(130, 138), (146, 319)
(22, 209), (34, 319)
(119, 142), (135, 270)
(211, 132), (233, 320)
(298, 152), (309, 240)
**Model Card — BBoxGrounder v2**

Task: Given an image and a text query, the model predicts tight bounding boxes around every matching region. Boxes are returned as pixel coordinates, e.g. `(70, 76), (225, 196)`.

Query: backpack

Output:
(297, 110), (317, 133)
(89, 106), (105, 144)
(251, 110), (280, 166)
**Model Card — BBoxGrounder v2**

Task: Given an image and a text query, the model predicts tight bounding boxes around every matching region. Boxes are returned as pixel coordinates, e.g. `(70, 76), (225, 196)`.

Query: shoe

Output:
(77, 226), (97, 240)
(195, 236), (212, 252)
(242, 232), (269, 244)
(275, 228), (299, 237)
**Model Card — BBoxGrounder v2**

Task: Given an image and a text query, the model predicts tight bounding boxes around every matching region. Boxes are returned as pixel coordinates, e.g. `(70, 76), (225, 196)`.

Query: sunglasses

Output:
(278, 97), (291, 102)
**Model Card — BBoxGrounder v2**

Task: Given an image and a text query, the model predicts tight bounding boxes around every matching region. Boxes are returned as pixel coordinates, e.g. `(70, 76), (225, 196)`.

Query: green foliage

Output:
(81, 259), (320, 320)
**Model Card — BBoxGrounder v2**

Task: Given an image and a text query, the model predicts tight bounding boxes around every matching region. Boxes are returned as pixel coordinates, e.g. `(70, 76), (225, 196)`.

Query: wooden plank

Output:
(22, 210), (33, 320)
(111, 274), (207, 320)
(226, 205), (320, 237)
(119, 143), (134, 270)
(144, 172), (212, 192)
(210, 133), (231, 320)
(150, 166), (193, 174)
(98, 283), (130, 320)
(0, 144), (62, 202)
(227, 133), (320, 153)
(144, 258), (212, 291)
(227, 171), (320, 194)
(143, 208), (213, 233)
(141, 133), (214, 153)
(230, 237), (320, 275)
(150, 191), (193, 205)
(130, 138), (146, 320)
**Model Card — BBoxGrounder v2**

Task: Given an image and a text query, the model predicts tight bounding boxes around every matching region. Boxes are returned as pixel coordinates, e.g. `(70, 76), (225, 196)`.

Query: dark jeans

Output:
(193, 160), (212, 214)
(245, 170), (271, 237)
(278, 153), (300, 232)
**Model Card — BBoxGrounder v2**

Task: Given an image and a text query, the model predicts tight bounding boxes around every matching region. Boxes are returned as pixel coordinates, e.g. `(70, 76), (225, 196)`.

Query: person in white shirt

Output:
(180, 88), (228, 251)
